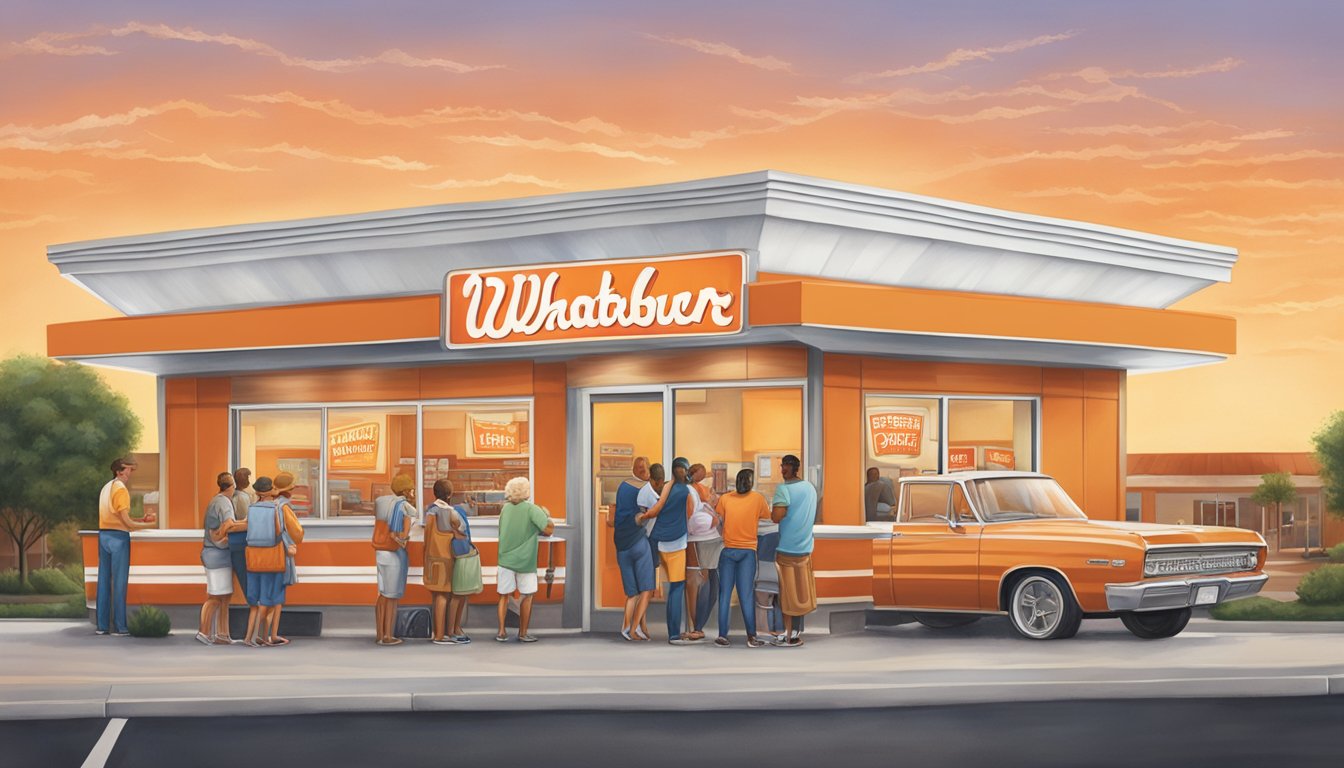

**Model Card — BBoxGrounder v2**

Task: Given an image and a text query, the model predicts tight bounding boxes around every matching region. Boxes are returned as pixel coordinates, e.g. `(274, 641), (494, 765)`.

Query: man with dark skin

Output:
(770, 455), (818, 647)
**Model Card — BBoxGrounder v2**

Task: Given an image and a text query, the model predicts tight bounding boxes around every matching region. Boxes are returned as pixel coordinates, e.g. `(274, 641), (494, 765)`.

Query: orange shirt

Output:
(715, 491), (771, 550)
(98, 480), (131, 530)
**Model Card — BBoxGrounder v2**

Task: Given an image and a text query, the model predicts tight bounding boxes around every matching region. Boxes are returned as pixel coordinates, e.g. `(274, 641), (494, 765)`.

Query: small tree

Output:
(1251, 472), (1297, 551)
(0, 356), (140, 584)
(1314, 411), (1344, 519)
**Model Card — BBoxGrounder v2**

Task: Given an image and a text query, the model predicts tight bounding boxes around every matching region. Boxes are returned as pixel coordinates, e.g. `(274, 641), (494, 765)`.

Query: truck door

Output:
(890, 482), (982, 610)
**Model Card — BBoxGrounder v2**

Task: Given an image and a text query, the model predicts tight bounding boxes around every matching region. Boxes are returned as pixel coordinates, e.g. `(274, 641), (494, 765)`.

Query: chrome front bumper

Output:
(1105, 574), (1268, 612)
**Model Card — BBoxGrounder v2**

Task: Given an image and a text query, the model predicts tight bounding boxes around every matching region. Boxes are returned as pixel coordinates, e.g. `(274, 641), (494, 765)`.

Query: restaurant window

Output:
(326, 406), (418, 518)
(237, 409), (322, 518)
(422, 402), (531, 518)
(947, 399), (1034, 472)
(863, 396), (939, 522)
(673, 386), (803, 502)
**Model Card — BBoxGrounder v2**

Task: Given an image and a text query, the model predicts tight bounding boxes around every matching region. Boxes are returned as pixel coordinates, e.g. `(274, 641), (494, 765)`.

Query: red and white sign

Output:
(948, 447), (976, 472)
(444, 252), (745, 348)
(328, 421), (381, 471)
(984, 448), (1017, 469)
(868, 411), (924, 458)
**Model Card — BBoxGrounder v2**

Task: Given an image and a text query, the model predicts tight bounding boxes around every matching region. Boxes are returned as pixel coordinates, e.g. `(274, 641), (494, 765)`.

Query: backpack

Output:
(245, 501), (285, 573)
(394, 606), (431, 639)
(372, 497), (407, 552)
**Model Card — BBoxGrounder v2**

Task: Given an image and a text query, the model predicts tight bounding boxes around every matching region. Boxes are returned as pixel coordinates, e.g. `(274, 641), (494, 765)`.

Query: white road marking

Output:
(80, 718), (127, 768)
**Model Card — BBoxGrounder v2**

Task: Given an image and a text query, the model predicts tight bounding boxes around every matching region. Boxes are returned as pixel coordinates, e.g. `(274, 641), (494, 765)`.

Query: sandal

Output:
(687, 630), (706, 641)
(634, 626), (650, 641)
(268, 636), (290, 646)
(714, 636), (730, 647)
(620, 627), (634, 641)
(376, 638), (403, 646)
(212, 635), (234, 645)
(495, 634), (510, 642)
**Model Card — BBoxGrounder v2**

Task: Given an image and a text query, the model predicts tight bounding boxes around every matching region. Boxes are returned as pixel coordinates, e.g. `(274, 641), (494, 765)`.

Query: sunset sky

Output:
(2, 1), (1340, 454)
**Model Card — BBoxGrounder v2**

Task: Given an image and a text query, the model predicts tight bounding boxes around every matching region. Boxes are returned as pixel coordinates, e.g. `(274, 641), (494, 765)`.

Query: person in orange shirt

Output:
(712, 468), (772, 647)
(96, 456), (157, 636)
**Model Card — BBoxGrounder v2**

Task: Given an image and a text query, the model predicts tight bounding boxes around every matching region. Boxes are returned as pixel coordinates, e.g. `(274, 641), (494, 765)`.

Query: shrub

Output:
(1296, 564), (1344, 605)
(28, 567), (82, 595)
(1329, 542), (1344, 564)
(47, 521), (84, 567)
(1211, 596), (1344, 621)
(61, 563), (85, 589)
(128, 605), (171, 638)
(0, 569), (34, 595)
(0, 595), (86, 619)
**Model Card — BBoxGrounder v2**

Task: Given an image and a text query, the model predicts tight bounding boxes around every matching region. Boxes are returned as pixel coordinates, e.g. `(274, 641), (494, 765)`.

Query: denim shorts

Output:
(246, 571), (286, 607)
(616, 540), (655, 596)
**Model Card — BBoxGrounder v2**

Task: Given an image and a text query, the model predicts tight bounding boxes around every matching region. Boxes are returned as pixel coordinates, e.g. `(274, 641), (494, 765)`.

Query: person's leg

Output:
(386, 598), (399, 641)
(684, 567), (701, 637)
(696, 565), (718, 633)
(717, 550), (739, 639)
(518, 594), (535, 637)
(496, 595), (509, 639)
(374, 596), (386, 642)
(96, 532), (112, 632)
(269, 605), (283, 642)
(199, 595), (214, 637)
(245, 606), (260, 644)
(622, 594), (637, 635)
(450, 596), (468, 637)
(215, 595), (232, 641)
(431, 593), (447, 641)
(665, 580), (685, 639)
(110, 533), (130, 633)
(739, 550), (757, 639)
(633, 591), (652, 639)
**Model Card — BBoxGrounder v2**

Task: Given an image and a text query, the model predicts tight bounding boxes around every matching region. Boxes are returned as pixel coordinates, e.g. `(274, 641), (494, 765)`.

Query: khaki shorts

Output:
(659, 549), (686, 583)
(776, 552), (816, 617)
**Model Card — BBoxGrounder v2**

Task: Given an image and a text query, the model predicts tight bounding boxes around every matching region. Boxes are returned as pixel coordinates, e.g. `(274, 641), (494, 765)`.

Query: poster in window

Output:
(948, 447), (976, 472)
(867, 407), (926, 459)
(984, 447), (1016, 470)
(327, 421), (383, 472)
(467, 413), (528, 458)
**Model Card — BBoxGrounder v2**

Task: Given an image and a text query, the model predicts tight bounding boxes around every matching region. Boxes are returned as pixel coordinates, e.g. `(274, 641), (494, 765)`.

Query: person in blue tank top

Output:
(639, 457), (697, 645)
(606, 457), (655, 640)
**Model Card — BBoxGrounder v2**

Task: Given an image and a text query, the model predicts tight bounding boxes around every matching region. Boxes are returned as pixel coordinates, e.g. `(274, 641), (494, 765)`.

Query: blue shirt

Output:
(614, 479), (646, 552)
(772, 479), (818, 555)
(649, 482), (690, 544)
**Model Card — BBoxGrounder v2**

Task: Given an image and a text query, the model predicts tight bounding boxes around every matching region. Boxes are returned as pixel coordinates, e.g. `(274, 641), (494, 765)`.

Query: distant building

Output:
(1127, 453), (1339, 553)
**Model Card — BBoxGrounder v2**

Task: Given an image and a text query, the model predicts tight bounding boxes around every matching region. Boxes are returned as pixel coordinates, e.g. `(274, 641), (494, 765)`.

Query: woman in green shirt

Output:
(495, 477), (554, 643)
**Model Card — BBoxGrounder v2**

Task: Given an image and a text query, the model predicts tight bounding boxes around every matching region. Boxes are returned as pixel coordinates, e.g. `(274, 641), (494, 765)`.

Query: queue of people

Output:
(94, 454), (816, 647)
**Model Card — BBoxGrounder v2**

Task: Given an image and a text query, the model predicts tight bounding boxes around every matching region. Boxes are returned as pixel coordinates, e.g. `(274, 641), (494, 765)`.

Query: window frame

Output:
(230, 397), (534, 523)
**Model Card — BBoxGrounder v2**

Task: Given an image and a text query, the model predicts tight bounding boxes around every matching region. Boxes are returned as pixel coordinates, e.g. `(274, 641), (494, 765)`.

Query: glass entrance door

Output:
(590, 394), (665, 614)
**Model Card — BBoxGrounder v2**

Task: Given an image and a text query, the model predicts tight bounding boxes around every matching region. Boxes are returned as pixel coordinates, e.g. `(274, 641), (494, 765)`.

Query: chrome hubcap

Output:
(1013, 577), (1062, 638)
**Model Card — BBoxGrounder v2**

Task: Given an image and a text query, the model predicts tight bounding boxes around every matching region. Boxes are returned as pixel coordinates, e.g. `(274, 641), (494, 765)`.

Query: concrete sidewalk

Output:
(2, 617), (1342, 720)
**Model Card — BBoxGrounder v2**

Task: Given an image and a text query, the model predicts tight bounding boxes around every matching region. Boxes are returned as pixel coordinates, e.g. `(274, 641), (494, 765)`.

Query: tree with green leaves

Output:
(1251, 472), (1297, 552)
(0, 356), (140, 584)
(1314, 411), (1344, 519)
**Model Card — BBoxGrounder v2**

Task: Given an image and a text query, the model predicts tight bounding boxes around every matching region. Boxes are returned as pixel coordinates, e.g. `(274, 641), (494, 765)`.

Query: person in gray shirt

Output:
(199, 472), (243, 645)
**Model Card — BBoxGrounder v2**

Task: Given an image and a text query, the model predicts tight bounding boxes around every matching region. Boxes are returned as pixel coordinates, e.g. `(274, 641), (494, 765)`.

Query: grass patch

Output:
(0, 595), (86, 619)
(28, 567), (83, 595)
(1210, 596), (1344, 621)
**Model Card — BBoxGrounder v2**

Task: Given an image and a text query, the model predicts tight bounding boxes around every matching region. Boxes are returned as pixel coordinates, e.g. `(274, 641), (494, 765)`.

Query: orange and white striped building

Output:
(48, 172), (1237, 630)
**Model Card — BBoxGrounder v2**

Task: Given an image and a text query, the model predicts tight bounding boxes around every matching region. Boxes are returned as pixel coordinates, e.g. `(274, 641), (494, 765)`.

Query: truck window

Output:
(901, 483), (951, 523)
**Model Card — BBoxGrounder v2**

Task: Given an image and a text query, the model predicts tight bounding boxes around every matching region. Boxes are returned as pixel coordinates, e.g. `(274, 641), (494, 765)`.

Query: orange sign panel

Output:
(984, 448), (1016, 469)
(467, 414), (518, 457)
(444, 251), (745, 348)
(868, 411), (924, 457)
(948, 447), (976, 472)
(328, 422), (381, 471)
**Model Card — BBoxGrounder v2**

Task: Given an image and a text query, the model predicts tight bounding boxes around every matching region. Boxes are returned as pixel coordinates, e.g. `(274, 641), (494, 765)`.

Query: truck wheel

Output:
(1008, 573), (1082, 640)
(913, 613), (981, 629)
(1120, 608), (1192, 639)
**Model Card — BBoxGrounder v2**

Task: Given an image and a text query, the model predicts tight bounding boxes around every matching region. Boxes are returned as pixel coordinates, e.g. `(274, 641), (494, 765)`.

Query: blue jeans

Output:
(228, 531), (252, 606)
(665, 580), (685, 639)
(96, 530), (131, 633)
(693, 566), (718, 632)
(718, 547), (757, 639)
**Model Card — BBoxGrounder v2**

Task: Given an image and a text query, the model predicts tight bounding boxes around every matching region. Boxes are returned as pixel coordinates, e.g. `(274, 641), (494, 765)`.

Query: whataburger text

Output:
(446, 253), (743, 347)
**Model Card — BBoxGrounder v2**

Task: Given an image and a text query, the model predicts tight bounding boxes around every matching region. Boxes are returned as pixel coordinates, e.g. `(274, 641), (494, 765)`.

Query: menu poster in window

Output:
(984, 448), (1016, 470)
(948, 447), (976, 472)
(328, 420), (384, 472)
(867, 407), (926, 459)
(422, 457), (450, 482)
(466, 413), (527, 458)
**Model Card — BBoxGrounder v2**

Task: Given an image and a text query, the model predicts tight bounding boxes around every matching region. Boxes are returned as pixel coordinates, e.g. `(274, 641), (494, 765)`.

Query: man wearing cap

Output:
(96, 456), (157, 636)
(769, 455), (818, 647)
(372, 475), (417, 645)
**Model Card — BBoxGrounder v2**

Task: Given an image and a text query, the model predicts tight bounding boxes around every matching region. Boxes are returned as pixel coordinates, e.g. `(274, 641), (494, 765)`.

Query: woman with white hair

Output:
(495, 477), (554, 643)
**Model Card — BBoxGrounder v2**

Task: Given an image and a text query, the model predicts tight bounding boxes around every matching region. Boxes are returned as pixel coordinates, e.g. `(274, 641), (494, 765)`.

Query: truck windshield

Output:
(969, 477), (1088, 522)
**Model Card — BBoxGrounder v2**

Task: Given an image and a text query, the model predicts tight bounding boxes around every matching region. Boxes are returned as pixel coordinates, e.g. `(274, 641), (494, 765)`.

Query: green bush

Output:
(0, 570), (34, 595)
(1210, 596), (1344, 621)
(47, 521), (84, 567)
(1328, 542), (1344, 563)
(1296, 564), (1344, 605)
(0, 595), (86, 619)
(128, 605), (171, 638)
(61, 563), (85, 589)
(28, 567), (82, 595)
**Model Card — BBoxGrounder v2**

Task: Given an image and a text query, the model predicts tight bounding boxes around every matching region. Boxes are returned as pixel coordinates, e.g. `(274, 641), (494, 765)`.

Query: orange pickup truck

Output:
(871, 472), (1267, 640)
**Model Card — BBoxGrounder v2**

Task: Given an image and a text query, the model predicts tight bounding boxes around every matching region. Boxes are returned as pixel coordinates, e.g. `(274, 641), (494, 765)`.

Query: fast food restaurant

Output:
(48, 171), (1238, 630)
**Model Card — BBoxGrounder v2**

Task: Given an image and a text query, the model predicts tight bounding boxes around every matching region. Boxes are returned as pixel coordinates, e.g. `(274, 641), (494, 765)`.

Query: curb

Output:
(5, 674), (1342, 721)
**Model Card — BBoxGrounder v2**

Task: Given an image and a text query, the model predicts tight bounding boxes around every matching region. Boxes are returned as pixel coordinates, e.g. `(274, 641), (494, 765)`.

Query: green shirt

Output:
(497, 501), (550, 573)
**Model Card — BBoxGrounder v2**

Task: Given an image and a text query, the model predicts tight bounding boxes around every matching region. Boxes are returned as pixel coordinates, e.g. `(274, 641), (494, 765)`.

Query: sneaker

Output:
(668, 638), (692, 646)
(620, 628), (633, 641)
(777, 637), (804, 648)
(634, 626), (650, 641)
(195, 632), (213, 646)
(111, 631), (130, 637)
(431, 637), (456, 645)
(94, 629), (109, 636)
(518, 634), (539, 643)
(746, 637), (767, 648)
(714, 636), (731, 647)
(452, 635), (472, 645)
(495, 634), (510, 642)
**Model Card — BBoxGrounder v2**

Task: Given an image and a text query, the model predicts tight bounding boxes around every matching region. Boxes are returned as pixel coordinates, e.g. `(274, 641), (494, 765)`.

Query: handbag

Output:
(372, 499), (406, 552)
(450, 505), (474, 558)
(451, 548), (483, 595)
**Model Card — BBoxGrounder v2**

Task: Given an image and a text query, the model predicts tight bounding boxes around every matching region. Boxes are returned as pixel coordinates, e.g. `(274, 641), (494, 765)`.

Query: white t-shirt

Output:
(637, 482), (659, 535)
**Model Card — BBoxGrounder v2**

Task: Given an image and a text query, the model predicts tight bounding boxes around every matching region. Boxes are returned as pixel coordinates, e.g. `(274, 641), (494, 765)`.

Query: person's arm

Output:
(534, 504), (556, 537)
(113, 487), (156, 530)
(770, 485), (790, 524)
(449, 508), (467, 539)
(282, 504), (305, 545)
(686, 493), (696, 519)
(643, 483), (672, 519)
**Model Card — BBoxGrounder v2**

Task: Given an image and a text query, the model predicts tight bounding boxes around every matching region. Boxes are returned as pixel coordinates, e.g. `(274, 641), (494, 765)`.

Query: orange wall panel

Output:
(823, 356), (864, 526)
(1084, 397), (1121, 520)
(164, 378), (199, 530)
(1083, 369), (1121, 400)
(419, 362), (534, 399)
(862, 359), (1043, 396)
(532, 363), (567, 517)
(232, 367), (420, 404)
(565, 348), (749, 387)
(193, 378), (231, 530)
(745, 345), (808, 379)
(1042, 368), (1086, 398)
(1041, 396), (1085, 507)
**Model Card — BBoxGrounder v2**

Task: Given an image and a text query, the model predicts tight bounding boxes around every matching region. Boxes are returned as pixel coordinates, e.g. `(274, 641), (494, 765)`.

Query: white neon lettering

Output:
(458, 264), (736, 340)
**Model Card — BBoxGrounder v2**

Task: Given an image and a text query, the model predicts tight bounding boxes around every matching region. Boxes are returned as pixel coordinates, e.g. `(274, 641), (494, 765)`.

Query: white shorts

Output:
(204, 566), (233, 596)
(496, 567), (538, 596)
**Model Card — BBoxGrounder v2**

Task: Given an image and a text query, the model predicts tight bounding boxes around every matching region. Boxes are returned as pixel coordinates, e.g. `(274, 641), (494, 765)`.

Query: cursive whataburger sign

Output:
(444, 252), (746, 348)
